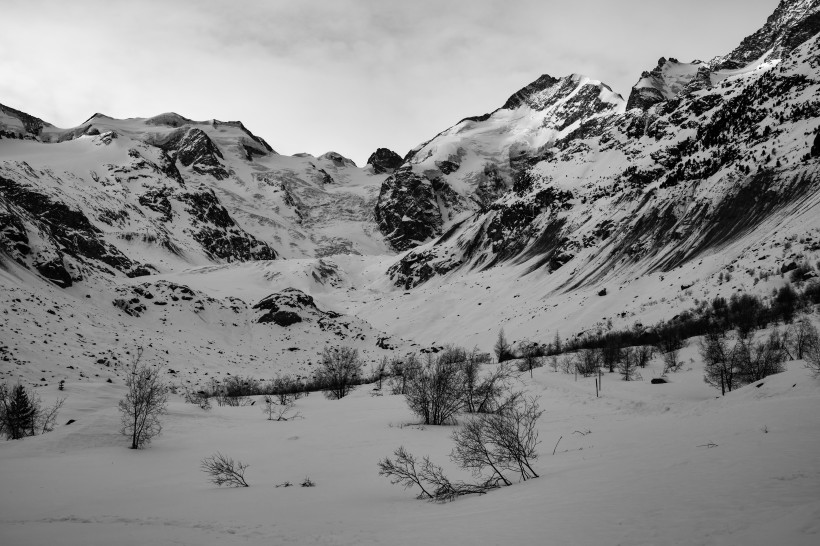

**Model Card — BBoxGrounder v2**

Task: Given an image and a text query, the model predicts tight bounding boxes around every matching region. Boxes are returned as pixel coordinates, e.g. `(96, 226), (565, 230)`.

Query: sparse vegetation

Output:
(0, 382), (64, 440)
(118, 348), (168, 449)
(201, 452), (250, 487)
(379, 397), (543, 501)
(316, 346), (363, 400)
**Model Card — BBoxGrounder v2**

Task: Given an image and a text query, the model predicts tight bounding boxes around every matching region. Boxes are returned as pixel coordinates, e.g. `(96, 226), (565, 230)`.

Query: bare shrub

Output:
(184, 389), (212, 410)
(656, 332), (686, 373)
(316, 346), (363, 400)
(575, 349), (599, 377)
(388, 354), (419, 395)
(37, 397), (65, 434)
(405, 353), (464, 425)
(517, 341), (543, 377)
(600, 339), (623, 373)
(635, 346), (654, 368)
(300, 476), (315, 487)
(805, 336), (820, 376)
(788, 318), (819, 360)
(476, 397), (543, 481)
(559, 355), (575, 374)
(201, 452), (250, 487)
(380, 397), (543, 500)
(377, 446), (493, 502)
(262, 395), (302, 421)
(741, 329), (787, 383)
(450, 417), (512, 487)
(118, 349), (168, 449)
(461, 350), (517, 414)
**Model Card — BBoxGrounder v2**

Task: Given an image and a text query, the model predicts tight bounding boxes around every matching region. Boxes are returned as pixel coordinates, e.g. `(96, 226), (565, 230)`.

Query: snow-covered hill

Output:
(384, 0), (820, 305)
(2, 0), (820, 377)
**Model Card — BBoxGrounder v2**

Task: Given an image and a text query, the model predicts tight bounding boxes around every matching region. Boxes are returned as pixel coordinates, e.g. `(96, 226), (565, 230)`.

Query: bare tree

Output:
(741, 330), (787, 383)
(316, 346), (363, 400)
(373, 357), (388, 391)
(635, 346), (654, 368)
(37, 397), (65, 434)
(656, 332), (686, 373)
(805, 334), (820, 376)
(518, 341), (542, 377)
(700, 330), (732, 395)
(118, 348), (168, 449)
(787, 318), (819, 360)
(575, 349), (600, 377)
(618, 347), (639, 381)
(601, 338), (623, 373)
(389, 354), (419, 395)
(201, 452), (250, 487)
(405, 353), (464, 425)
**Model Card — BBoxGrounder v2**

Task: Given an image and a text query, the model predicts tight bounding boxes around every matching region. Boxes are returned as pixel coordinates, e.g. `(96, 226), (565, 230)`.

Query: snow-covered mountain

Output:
(383, 0), (820, 297)
(3, 0), (820, 381)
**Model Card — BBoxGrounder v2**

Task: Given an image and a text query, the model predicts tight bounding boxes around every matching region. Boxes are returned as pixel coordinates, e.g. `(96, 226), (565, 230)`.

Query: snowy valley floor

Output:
(1, 353), (819, 546)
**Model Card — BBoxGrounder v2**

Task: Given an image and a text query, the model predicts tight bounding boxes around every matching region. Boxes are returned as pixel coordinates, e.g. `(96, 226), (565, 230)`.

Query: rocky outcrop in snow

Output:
(366, 148), (403, 174)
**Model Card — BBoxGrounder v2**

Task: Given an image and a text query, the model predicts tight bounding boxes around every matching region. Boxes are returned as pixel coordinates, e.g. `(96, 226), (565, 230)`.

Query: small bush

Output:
(201, 452), (250, 487)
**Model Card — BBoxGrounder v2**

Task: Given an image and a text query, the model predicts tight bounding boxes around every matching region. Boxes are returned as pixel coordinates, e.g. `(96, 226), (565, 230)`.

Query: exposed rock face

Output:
(375, 73), (623, 251)
(178, 187), (277, 262)
(0, 174), (143, 282)
(501, 74), (561, 110)
(375, 168), (443, 251)
(715, 0), (820, 70)
(0, 103), (52, 138)
(366, 148), (403, 174)
(172, 128), (230, 180)
(382, 4), (820, 289)
(626, 58), (706, 111)
(318, 151), (357, 168)
(253, 288), (324, 325)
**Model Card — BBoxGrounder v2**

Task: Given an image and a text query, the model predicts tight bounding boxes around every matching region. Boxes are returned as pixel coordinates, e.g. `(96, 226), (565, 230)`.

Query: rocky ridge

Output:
(382, 0), (820, 291)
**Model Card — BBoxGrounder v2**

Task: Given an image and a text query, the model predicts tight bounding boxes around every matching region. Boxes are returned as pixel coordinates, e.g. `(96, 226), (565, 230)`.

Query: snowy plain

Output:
(1, 344), (819, 545)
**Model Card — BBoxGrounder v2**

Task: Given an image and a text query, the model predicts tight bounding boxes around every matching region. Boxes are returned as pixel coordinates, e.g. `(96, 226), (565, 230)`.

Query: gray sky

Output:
(2, 0), (777, 165)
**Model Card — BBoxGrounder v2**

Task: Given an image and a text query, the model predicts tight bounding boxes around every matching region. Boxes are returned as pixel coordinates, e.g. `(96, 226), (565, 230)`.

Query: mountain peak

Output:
(367, 148), (403, 174)
(145, 112), (195, 127)
(714, 0), (820, 70)
(501, 74), (561, 110)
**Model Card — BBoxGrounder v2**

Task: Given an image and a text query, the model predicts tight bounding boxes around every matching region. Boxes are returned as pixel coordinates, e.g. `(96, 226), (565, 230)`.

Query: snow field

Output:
(1, 352), (818, 545)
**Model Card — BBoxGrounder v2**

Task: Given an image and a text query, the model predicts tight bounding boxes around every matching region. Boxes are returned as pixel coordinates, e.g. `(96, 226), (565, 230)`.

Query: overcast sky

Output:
(2, 0), (777, 165)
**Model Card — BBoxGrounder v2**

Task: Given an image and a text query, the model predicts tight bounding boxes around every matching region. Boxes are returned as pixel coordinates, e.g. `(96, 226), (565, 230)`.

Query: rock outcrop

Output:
(366, 148), (403, 174)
